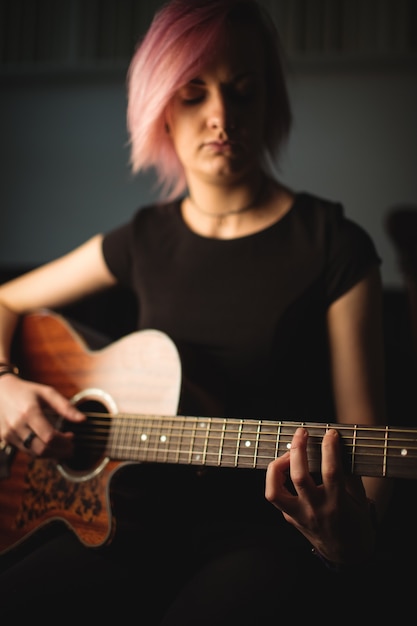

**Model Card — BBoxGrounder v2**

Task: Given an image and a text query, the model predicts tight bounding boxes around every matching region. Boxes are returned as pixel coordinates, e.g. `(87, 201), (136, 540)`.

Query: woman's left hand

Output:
(265, 427), (376, 566)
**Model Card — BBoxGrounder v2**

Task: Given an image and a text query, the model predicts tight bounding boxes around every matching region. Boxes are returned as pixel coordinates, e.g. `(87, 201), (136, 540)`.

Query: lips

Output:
(208, 141), (230, 150)
(203, 139), (242, 154)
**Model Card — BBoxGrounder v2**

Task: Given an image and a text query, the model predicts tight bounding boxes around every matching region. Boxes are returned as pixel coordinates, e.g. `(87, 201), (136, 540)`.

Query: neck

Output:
(188, 191), (260, 219)
(186, 173), (268, 222)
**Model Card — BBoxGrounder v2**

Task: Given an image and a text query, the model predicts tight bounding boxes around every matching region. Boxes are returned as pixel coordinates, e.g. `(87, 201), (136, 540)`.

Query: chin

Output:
(205, 160), (250, 181)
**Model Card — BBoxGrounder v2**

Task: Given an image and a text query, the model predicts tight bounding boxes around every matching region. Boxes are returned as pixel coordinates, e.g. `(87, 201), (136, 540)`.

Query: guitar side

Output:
(0, 309), (182, 556)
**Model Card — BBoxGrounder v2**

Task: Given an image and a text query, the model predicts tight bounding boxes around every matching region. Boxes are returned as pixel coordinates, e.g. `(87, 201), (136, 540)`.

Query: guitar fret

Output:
(237, 420), (257, 468)
(194, 419), (208, 464)
(350, 426), (386, 477)
(156, 417), (164, 462)
(161, 418), (172, 463)
(154, 416), (164, 463)
(174, 418), (187, 465)
(109, 415), (119, 455)
(217, 419), (232, 467)
(109, 414), (121, 457)
(123, 414), (133, 458)
(128, 415), (136, 456)
(254, 421), (261, 468)
(168, 417), (183, 464)
(237, 421), (256, 468)
(217, 420), (227, 466)
(201, 419), (210, 465)
(188, 419), (197, 464)
(257, 420), (277, 469)
(275, 422), (282, 458)
(234, 420), (243, 466)
(142, 417), (152, 461)
(141, 420), (153, 459)
(351, 425), (357, 474)
(383, 426), (388, 477)
(203, 419), (220, 465)
(153, 417), (161, 461)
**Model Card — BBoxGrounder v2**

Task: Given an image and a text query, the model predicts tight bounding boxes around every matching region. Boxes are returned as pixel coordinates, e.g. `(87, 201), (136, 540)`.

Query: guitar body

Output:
(0, 309), (181, 555)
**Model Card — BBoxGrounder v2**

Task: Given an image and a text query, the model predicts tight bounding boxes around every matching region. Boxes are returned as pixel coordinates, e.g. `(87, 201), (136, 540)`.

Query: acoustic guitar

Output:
(1, 309), (416, 556)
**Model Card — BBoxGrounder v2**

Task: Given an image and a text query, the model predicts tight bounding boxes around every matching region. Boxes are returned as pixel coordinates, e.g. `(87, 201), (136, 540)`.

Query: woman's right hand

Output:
(0, 374), (85, 459)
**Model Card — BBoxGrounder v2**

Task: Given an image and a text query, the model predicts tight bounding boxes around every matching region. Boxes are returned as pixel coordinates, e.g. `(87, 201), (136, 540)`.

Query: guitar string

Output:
(42, 410), (417, 460)
(53, 409), (417, 436)
(47, 411), (417, 447)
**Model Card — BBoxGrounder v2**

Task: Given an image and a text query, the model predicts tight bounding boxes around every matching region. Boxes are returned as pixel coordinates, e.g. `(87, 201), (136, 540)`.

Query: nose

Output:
(207, 89), (235, 131)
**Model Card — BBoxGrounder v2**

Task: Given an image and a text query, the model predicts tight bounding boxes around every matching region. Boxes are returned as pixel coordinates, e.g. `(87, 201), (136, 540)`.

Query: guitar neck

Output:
(14, 310), (417, 482)
(95, 414), (417, 480)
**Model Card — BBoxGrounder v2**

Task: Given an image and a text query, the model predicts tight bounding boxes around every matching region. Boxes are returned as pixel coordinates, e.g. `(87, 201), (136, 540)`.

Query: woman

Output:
(0, 0), (390, 621)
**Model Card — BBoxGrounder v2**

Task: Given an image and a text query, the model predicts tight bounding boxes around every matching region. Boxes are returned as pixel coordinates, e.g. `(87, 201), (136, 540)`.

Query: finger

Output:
(288, 427), (316, 497)
(265, 451), (291, 506)
(26, 416), (75, 454)
(320, 428), (345, 496)
(19, 395), (78, 456)
(38, 385), (85, 424)
(21, 428), (43, 457)
(22, 429), (36, 450)
(24, 385), (84, 452)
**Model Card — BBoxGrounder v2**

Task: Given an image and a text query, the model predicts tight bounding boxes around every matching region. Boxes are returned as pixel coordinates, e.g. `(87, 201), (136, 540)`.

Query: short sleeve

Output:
(102, 219), (135, 287)
(325, 206), (381, 305)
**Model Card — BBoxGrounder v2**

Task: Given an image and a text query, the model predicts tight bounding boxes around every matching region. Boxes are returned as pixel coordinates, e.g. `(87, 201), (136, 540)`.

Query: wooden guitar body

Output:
(0, 309), (181, 554)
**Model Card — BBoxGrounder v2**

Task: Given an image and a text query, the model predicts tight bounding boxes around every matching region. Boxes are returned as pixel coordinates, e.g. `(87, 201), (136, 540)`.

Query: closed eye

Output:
(227, 76), (257, 102)
(178, 83), (206, 105)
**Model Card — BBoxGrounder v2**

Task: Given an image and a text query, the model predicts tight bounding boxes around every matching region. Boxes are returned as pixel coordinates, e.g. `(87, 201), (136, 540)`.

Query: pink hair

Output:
(126, 0), (292, 200)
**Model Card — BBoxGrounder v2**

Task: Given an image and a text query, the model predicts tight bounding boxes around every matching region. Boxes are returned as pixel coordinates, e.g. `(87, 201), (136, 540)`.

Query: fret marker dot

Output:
(245, 441), (251, 448)
(200, 423), (206, 428)
(286, 443), (291, 450)
(160, 435), (167, 443)
(141, 434), (147, 442)
(401, 448), (408, 457)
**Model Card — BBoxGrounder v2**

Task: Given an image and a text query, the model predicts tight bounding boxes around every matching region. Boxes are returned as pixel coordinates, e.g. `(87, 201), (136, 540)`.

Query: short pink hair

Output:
(127, 0), (292, 199)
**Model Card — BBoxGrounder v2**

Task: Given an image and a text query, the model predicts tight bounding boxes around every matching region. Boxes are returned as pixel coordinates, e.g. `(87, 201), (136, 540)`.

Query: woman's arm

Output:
(0, 234), (117, 457)
(266, 266), (392, 564)
(327, 265), (385, 427)
(326, 265), (392, 518)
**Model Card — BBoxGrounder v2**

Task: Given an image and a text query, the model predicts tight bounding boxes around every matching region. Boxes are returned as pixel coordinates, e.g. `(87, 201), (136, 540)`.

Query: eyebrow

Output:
(188, 71), (256, 86)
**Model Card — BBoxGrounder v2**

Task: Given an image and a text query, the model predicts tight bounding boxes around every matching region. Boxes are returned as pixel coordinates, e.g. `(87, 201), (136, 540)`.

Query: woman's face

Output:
(167, 25), (267, 186)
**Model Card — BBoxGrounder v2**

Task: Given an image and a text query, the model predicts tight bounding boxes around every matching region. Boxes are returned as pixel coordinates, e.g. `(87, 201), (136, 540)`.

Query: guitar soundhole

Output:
(63, 399), (109, 472)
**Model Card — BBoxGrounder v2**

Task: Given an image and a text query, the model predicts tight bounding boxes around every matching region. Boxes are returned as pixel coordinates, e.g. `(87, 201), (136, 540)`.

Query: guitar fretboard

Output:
(80, 414), (417, 480)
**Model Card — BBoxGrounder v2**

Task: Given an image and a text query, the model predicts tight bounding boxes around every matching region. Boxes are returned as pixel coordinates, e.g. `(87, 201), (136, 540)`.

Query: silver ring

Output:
(23, 430), (36, 449)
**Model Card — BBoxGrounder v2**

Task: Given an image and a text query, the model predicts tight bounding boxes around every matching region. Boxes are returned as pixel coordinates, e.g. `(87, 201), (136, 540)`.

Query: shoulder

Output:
(104, 199), (182, 243)
(293, 192), (374, 248)
(299, 193), (381, 301)
(101, 199), (182, 280)
(293, 191), (343, 223)
(289, 192), (380, 303)
(132, 199), (182, 222)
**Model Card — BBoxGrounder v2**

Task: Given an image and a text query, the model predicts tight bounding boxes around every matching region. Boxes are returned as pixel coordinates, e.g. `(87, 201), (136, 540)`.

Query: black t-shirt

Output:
(102, 192), (380, 424)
